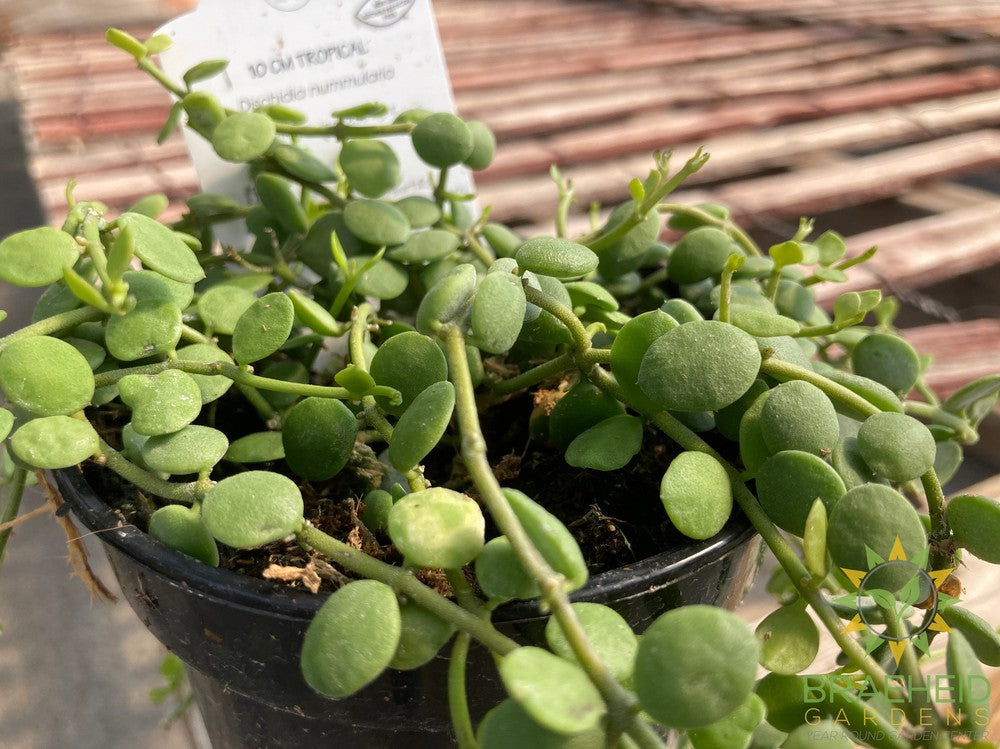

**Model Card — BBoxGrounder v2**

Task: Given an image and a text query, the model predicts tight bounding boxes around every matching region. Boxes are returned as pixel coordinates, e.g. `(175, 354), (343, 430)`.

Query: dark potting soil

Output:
(83, 381), (702, 594)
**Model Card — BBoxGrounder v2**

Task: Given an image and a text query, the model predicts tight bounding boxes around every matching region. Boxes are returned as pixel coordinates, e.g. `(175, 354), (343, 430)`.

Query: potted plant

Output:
(1, 27), (999, 749)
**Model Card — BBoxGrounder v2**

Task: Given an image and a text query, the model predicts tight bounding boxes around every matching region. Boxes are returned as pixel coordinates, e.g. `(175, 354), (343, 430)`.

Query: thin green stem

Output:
(759, 357), (879, 418)
(236, 382), (279, 427)
(582, 365), (903, 705)
(583, 150), (708, 253)
(921, 469), (952, 570)
(98, 438), (202, 504)
(440, 325), (663, 749)
(349, 304), (428, 491)
(0, 307), (103, 352)
(274, 121), (414, 139)
(138, 57), (185, 97)
(180, 324), (212, 345)
(448, 633), (477, 749)
(297, 523), (517, 655)
(522, 284), (592, 353)
(92, 359), (360, 401)
(904, 401), (977, 445)
(0, 467), (28, 567)
(881, 607), (950, 747)
(491, 352), (574, 395)
(657, 202), (761, 256)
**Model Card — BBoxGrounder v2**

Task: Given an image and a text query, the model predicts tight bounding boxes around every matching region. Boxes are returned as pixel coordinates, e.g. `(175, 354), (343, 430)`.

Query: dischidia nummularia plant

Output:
(1, 26), (999, 749)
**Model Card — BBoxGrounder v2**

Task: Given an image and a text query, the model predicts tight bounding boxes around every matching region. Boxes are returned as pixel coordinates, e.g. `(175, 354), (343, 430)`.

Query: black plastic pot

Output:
(57, 467), (760, 749)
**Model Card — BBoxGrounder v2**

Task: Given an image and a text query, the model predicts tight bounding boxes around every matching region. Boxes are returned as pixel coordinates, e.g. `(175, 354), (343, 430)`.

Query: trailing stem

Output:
(439, 324), (665, 749)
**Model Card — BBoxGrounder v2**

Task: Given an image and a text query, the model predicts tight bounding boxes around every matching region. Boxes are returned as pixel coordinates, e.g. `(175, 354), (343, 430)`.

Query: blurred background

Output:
(1, 0), (999, 746)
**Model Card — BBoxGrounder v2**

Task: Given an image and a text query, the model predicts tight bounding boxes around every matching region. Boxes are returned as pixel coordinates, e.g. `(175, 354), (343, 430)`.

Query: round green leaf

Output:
(360, 489), (393, 533)
(224, 431), (285, 464)
(148, 504), (219, 566)
(947, 631), (988, 740)
(660, 297), (703, 324)
(831, 435), (883, 490)
(757, 451), (846, 536)
(549, 381), (625, 451)
(716, 377), (769, 441)
(856, 412), (936, 483)
(353, 256), (409, 300)
(725, 307), (800, 337)
(282, 397), (357, 481)
(287, 288), (342, 336)
(394, 196), (442, 229)
(0, 408), (13, 441)
(565, 414), (642, 471)
(388, 381), (454, 472)
(123, 269), (194, 309)
(596, 201), (662, 279)
(387, 229), (460, 264)
(515, 237), (598, 280)
(638, 320), (761, 412)
(477, 699), (606, 749)
(369, 330), (448, 416)
(659, 451), (733, 540)
(175, 343), (234, 403)
(387, 487), (484, 569)
(269, 142), (336, 183)
(463, 120), (496, 170)
(609, 309), (679, 413)
(141, 425), (228, 475)
(482, 222), (523, 258)
(850, 332), (920, 396)
(666, 202), (730, 232)
(0, 227), (79, 287)
(232, 292), (294, 365)
(635, 606), (759, 729)
(0, 336), (94, 415)
(504, 488), (588, 592)
(197, 285), (256, 335)
(343, 200), (411, 247)
(339, 138), (401, 198)
(544, 603), (637, 682)
(202, 470), (303, 548)
(499, 647), (606, 735)
(947, 494), (1000, 563)
(415, 263), (478, 335)
(118, 370), (202, 436)
(106, 299), (182, 361)
(669, 227), (736, 285)
(212, 112), (276, 162)
(255, 173), (307, 234)
(940, 606), (1000, 667)
(411, 113), (474, 168)
(301, 580), (401, 697)
(117, 213), (205, 283)
(738, 389), (772, 476)
(474, 536), (540, 602)
(389, 599), (455, 670)
(755, 602), (819, 674)
(10, 416), (98, 468)
(827, 484), (926, 584)
(760, 380), (839, 457)
(687, 694), (766, 749)
(470, 272), (526, 354)
(565, 281), (618, 312)
(781, 721), (853, 749)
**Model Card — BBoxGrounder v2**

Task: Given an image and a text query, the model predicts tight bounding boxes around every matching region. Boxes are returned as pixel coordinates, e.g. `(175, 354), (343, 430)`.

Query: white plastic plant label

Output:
(156, 0), (471, 231)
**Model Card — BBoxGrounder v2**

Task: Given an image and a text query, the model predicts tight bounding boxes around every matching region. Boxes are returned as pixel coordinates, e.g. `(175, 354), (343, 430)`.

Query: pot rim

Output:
(55, 466), (757, 622)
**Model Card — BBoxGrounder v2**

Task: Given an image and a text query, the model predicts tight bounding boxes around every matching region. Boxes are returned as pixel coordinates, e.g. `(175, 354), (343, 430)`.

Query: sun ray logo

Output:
(836, 536), (960, 665)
